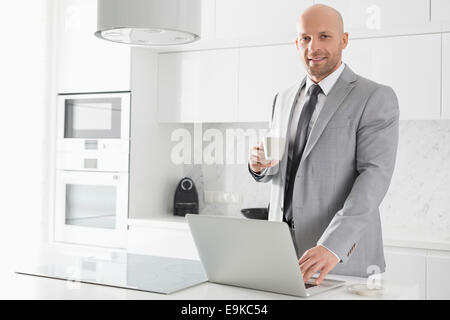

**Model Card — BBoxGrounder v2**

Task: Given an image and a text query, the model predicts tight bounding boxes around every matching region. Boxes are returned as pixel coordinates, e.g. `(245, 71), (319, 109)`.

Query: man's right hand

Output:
(248, 141), (280, 174)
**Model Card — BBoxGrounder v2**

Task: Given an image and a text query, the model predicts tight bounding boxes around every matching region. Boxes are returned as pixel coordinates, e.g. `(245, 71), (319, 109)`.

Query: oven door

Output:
(54, 170), (128, 248)
(56, 92), (130, 153)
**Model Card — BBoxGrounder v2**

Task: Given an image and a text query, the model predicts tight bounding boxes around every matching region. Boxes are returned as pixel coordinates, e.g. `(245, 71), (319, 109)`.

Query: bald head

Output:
(295, 4), (348, 83)
(297, 4), (344, 36)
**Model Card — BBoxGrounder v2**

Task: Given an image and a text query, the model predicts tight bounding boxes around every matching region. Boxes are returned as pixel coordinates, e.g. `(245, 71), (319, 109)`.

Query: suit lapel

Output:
(299, 66), (357, 165)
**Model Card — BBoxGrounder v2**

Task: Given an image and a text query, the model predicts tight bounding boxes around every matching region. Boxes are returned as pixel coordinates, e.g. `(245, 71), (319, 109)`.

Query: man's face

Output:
(296, 18), (348, 81)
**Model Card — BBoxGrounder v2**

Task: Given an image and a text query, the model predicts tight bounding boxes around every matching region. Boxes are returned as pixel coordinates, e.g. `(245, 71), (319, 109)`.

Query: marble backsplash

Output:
(380, 120), (450, 239)
(180, 121), (450, 239)
(181, 123), (271, 218)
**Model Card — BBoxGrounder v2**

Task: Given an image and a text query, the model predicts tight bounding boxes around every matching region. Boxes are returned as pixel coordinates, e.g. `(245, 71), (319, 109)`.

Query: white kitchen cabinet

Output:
(431, 0), (450, 22)
(442, 33), (450, 119)
(158, 49), (239, 122)
(427, 250), (450, 299)
(316, 0), (430, 31)
(343, 34), (441, 120)
(383, 246), (427, 299)
(215, 0), (313, 40)
(238, 44), (305, 122)
(56, 0), (130, 93)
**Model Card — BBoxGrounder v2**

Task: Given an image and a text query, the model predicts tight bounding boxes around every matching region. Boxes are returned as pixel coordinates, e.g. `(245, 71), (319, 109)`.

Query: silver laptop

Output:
(185, 214), (345, 297)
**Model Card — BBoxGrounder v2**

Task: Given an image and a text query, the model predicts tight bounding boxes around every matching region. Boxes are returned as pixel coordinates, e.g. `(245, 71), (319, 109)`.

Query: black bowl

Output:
(240, 208), (268, 220)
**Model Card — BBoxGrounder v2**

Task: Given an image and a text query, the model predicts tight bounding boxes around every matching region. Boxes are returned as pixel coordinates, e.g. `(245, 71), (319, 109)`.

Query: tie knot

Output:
(308, 84), (322, 97)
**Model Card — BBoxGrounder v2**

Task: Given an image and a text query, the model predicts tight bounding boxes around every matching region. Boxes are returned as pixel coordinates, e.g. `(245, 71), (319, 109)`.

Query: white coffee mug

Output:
(263, 136), (286, 161)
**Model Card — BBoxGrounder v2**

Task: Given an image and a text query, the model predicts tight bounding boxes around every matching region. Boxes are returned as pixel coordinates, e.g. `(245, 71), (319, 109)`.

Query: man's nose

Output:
(308, 37), (321, 53)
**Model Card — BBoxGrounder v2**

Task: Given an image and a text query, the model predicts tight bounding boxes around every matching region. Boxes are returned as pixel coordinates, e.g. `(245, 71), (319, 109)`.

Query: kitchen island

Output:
(3, 243), (419, 300)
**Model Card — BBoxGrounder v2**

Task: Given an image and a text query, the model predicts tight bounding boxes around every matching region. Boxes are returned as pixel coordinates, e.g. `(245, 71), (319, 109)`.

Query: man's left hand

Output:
(298, 245), (339, 285)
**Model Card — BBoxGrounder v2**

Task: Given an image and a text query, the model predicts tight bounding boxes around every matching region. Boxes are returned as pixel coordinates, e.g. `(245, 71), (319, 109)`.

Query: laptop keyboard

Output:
(304, 282), (317, 289)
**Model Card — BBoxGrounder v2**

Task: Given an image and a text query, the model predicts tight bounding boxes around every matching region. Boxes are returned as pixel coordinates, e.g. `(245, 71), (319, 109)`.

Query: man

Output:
(248, 4), (399, 285)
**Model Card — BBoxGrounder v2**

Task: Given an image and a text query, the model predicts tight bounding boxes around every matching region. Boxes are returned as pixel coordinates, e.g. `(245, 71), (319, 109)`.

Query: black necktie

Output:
(284, 84), (323, 223)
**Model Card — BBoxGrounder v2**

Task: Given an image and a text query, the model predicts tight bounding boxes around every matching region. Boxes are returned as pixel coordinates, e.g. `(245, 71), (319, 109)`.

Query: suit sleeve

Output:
(318, 85), (400, 264)
(248, 163), (279, 182)
(249, 93), (280, 183)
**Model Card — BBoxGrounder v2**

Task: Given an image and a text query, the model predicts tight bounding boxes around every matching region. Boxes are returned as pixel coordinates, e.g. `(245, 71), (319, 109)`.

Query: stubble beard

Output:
(305, 44), (342, 80)
(307, 57), (337, 79)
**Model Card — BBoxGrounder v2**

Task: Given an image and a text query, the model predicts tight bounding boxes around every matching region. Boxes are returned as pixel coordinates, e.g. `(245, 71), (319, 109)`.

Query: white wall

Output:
(0, 0), (52, 268)
(129, 48), (184, 219)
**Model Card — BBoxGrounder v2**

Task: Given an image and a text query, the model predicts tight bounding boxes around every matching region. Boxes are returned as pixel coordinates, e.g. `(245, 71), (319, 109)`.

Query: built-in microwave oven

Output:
(56, 92), (130, 171)
(56, 92), (131, 154)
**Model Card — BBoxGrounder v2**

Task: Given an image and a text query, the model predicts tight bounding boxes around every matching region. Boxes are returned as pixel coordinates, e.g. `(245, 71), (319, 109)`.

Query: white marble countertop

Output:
(3, 243), (419, 300)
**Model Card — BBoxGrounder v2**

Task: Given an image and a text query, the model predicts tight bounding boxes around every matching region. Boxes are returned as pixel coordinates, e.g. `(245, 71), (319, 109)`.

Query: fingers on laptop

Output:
(299, 257), (315, 275)
(315, 267), (332, 285)
(299, 253), (333, 285)
(298, 252), (309, 265)
(302, 261), (322, 282)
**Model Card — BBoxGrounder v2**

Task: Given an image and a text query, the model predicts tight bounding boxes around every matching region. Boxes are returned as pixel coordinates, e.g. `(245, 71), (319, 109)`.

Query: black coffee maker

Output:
(173, 177), (199, 216)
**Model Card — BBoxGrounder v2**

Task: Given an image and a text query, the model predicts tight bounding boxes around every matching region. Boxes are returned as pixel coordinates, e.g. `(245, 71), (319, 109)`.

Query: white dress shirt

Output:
(289, 61), (346, 263)
(289, 61), (346, 149)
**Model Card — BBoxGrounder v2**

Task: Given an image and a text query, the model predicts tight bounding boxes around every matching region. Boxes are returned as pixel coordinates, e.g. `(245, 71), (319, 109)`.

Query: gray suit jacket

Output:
(250, 64), (399, 277)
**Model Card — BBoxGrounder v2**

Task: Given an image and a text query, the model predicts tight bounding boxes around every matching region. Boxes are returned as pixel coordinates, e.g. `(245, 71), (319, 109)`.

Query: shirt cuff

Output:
(318, 244), (341, 263)
(248, 163), (267, 181)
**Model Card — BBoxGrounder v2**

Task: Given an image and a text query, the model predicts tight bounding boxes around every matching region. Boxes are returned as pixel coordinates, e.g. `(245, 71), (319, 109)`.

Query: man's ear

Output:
(295, 37), (299, 51)
(342, 32), (349, 49)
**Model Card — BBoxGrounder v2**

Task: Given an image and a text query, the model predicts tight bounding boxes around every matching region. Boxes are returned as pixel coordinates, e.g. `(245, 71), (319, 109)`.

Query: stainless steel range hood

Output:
(95, 0), (201, 46)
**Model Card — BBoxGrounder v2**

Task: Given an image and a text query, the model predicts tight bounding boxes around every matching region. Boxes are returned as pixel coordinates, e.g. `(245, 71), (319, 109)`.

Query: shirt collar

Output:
(305, 62), (346, 96)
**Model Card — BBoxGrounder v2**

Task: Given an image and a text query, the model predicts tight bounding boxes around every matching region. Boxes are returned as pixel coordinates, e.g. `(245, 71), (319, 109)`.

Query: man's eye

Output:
(321, 35), (329, 38)
(302, 37), (310, 41)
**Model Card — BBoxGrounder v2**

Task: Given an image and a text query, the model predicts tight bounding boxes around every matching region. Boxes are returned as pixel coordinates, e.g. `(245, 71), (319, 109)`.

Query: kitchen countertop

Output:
(3, 243), (419, 300)
(382, 226), (450, 251)
(128, 216), (450, 252)
(2, 272), (419, 300)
